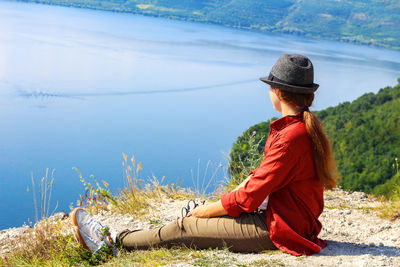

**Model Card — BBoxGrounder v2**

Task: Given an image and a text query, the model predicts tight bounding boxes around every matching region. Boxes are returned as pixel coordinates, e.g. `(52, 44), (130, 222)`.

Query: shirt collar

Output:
(270, 111), (303, 132)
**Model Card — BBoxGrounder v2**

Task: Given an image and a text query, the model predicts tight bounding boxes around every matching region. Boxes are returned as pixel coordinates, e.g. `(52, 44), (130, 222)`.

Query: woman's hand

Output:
(188, 200), (228, 218)
(187, 204), (211, 218)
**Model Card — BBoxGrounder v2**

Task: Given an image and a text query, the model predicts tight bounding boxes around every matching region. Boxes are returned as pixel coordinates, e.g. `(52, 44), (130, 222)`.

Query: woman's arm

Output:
(188, 175), (253, 218)
(221, 142), (295, 217)
(188, 200), (227, 218)
(232, 175), (252, 191)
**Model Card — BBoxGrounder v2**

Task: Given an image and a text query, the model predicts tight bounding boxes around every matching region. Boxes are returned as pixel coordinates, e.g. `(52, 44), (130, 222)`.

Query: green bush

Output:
(229, 79), (400, 196)
(227, 119), (276, 189)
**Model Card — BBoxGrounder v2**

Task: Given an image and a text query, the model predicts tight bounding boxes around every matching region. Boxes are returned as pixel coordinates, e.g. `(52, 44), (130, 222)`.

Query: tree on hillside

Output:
(229, 80), (400, 196)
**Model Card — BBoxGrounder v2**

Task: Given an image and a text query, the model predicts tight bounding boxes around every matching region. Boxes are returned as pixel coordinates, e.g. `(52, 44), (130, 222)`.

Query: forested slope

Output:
(15, 0), (400, 50)
(230, 79), (400, 196)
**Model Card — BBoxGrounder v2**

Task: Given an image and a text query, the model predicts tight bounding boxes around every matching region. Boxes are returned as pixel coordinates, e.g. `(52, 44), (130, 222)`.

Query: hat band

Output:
(268, 73), (314, 88)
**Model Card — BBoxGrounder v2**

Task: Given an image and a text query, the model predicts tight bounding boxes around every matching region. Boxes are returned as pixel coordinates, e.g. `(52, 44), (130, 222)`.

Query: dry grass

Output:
(101, 247), (203, 267)
(74, 167), (117, 216)
(100, 247), (283, 267)
(376, 190), (400, 220)
(0, 219), (90, 266)
(226, 132), (264, 192)
(6, 150), (377, 266)
(112, 153), (197, 217)
(376, 170), (400, 220)
(377, 200), (400, 220)
(114, 179), (199, 217)
(114, 153), (165, 216)
(0, 154), (200, 266)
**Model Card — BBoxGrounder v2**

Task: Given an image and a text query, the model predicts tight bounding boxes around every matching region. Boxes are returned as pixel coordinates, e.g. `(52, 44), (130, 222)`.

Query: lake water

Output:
(0, 1), (400, 229)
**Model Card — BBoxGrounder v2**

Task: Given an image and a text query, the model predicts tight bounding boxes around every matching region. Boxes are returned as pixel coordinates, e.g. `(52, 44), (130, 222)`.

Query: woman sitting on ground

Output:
(71, 53), (338, 256)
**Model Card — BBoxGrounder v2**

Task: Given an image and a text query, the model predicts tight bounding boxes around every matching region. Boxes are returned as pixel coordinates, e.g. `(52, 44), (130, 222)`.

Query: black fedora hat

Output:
(260, 54), (319, 94)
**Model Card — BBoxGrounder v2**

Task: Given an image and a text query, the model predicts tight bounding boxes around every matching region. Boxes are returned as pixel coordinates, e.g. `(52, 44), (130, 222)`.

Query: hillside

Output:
(14, 0), (400, 50)
(229, 79), (400, 196)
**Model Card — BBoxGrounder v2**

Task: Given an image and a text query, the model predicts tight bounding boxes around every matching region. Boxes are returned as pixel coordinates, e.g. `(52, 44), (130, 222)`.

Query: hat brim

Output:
(259, 76), (319, 94)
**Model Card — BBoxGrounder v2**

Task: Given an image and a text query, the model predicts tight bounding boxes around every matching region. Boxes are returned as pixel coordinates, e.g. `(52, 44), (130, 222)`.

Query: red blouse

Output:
(221, 111), (327, 256)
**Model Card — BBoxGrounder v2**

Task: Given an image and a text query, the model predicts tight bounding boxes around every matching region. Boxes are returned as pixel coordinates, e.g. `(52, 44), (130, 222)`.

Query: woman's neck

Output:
(280, 102), (301, 117)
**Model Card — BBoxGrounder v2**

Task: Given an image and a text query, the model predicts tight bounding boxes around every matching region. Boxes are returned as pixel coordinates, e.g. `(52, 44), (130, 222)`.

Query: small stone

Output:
(53, 212), (69, 220)
(379, 242), (384, 247)
(345, 210), (352, 215)
(369, 242), (376, 247)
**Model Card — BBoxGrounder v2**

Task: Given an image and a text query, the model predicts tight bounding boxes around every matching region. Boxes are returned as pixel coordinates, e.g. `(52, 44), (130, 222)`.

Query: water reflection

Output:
(16, 79), (257, 99)
(0, 1), (399, 229)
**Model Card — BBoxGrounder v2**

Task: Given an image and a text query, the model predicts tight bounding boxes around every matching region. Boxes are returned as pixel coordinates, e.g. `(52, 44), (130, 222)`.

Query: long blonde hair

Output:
(274, 87), (339, 189)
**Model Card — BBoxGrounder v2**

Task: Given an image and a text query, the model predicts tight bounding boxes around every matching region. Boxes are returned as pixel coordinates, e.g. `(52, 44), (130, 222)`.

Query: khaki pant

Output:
(117, 212), (277, 253)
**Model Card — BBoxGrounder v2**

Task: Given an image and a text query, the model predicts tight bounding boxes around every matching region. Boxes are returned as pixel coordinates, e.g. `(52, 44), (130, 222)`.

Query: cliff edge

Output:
(1, 188), (399, 266)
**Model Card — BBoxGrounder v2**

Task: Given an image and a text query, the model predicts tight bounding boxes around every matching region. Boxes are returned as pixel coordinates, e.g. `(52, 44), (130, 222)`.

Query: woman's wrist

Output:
(188, 200), (227, 218)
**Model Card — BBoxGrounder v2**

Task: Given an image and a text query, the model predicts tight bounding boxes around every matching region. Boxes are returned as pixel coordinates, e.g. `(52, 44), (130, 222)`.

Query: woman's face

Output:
(269, 87), (282, 112)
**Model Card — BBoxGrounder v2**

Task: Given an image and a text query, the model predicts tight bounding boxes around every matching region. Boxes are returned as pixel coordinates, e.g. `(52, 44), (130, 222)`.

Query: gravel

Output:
(1, 188), (400, 266)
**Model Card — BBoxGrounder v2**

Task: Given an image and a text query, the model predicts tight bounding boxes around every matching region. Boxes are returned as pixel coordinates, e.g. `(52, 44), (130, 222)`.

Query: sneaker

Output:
(71, 208), (114, 254)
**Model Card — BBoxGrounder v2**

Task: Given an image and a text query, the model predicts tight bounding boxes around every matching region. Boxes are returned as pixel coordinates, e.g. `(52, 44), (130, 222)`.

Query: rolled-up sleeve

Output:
(221, 141), (297, 217)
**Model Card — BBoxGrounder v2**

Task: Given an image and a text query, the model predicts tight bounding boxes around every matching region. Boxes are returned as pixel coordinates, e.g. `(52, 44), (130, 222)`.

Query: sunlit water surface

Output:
(0, 1), (400, 229)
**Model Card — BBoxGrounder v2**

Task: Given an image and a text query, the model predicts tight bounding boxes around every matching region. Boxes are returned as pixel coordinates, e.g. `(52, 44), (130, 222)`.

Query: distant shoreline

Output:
(1, 0), (400, 231)
(13, 0), (400, 51)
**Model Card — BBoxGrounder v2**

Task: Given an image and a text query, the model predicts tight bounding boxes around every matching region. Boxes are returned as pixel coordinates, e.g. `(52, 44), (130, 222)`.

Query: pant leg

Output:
(117, 212), (277, 253)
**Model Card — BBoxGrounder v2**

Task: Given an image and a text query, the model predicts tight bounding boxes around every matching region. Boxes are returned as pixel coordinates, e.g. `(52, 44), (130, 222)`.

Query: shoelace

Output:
(84, 217), (106, 243)
(181, 200), (205, 217)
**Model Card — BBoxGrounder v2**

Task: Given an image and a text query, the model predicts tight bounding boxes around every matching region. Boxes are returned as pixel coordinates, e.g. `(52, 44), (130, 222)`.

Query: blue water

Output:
(0, 1), (400, 229)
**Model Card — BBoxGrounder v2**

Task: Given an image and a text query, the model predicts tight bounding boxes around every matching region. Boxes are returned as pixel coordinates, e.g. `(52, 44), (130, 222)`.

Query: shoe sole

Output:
(71, 208), (90, 251)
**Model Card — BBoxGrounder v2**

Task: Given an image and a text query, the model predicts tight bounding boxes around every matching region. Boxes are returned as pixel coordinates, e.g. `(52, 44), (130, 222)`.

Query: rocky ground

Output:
(1, 188), (400, 266)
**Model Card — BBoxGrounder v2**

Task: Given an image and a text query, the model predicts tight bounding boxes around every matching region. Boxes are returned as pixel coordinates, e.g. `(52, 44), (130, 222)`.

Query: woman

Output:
(71, 54), (338, 256)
